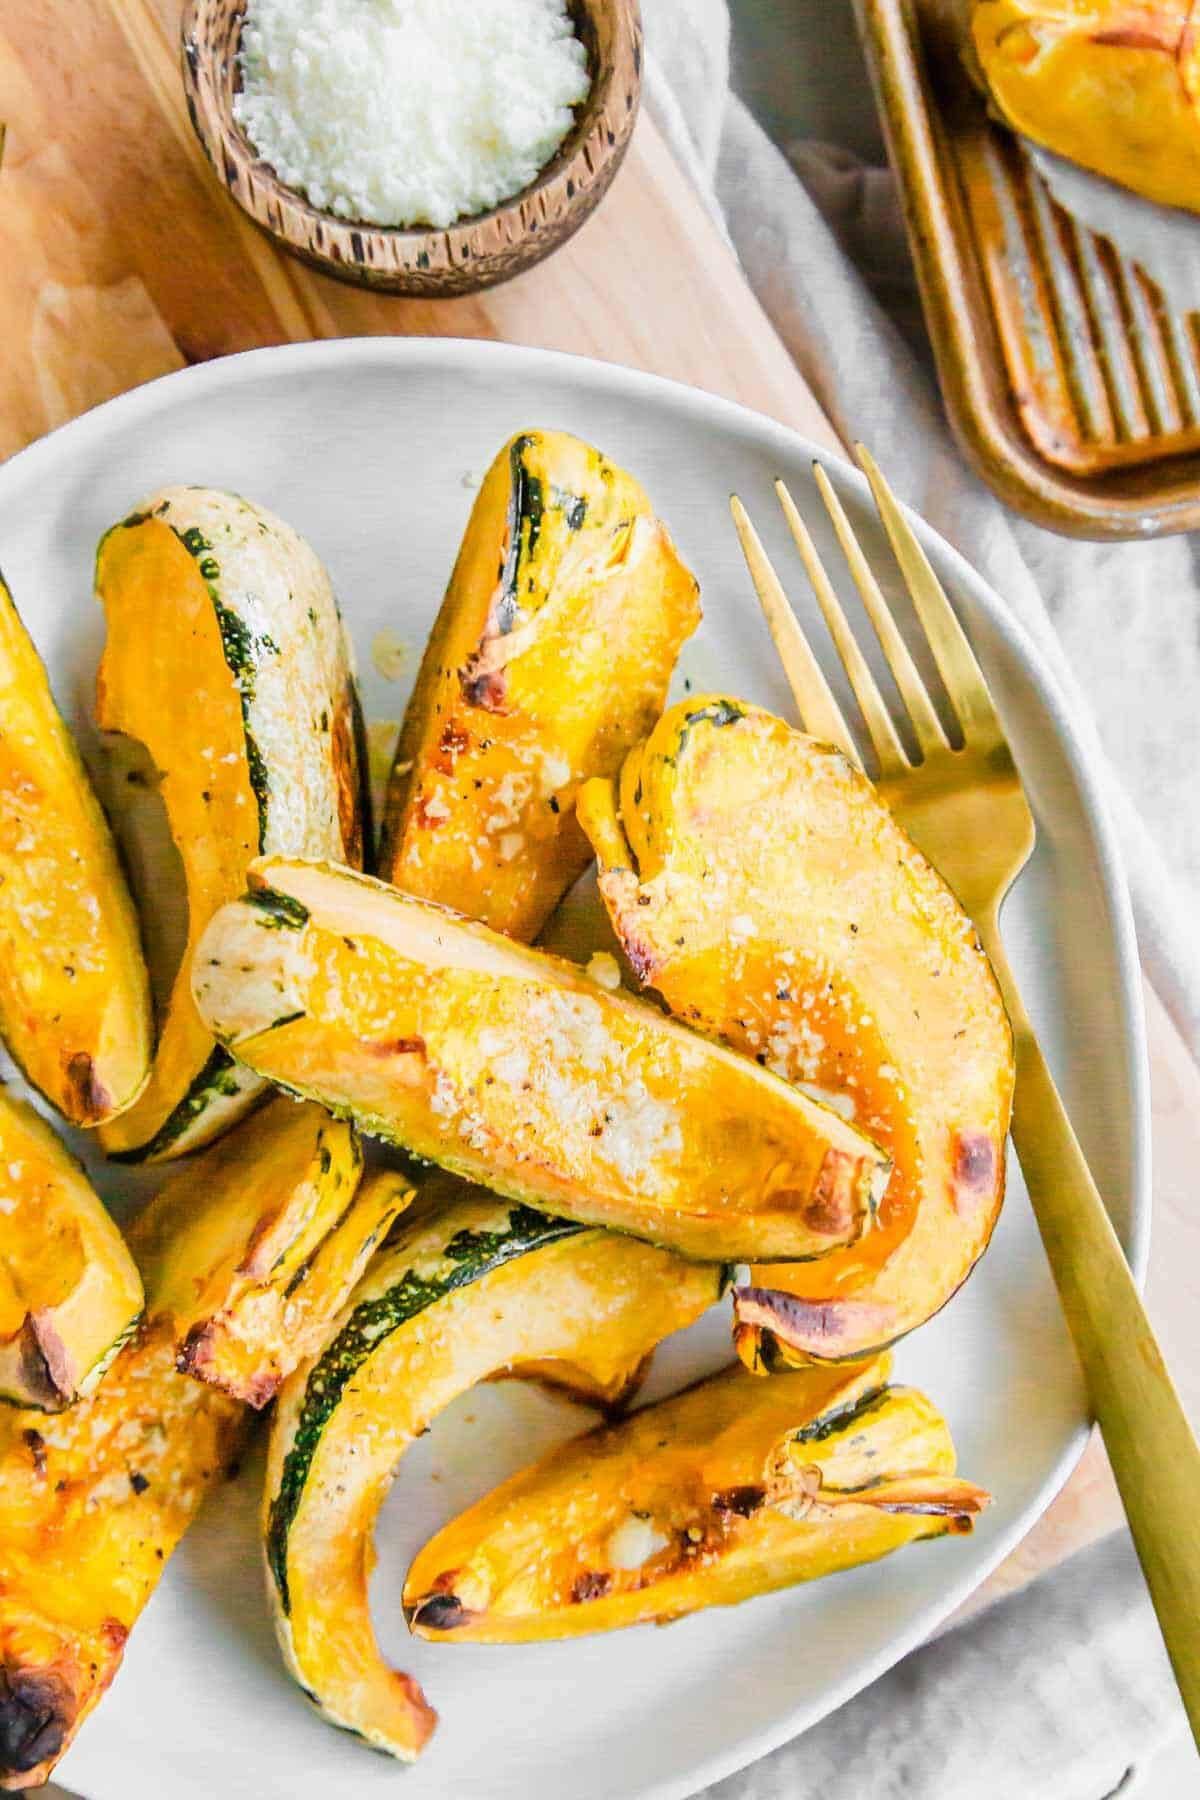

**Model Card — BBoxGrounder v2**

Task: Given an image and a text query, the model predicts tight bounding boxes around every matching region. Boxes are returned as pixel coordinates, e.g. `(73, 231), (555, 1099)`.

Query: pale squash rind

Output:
(94, 489), (367, 1163)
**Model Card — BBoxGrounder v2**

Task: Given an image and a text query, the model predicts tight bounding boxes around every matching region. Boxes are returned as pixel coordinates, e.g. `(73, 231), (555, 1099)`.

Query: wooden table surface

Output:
(4, 0), (1199, 1633)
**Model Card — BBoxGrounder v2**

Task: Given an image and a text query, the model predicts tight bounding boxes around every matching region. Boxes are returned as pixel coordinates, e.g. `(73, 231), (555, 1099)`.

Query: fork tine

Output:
(813, 464), (950, 757)
(855, 446), (1005, 749)
(774, 480), (909, 779)
(730, 496), (862, 767)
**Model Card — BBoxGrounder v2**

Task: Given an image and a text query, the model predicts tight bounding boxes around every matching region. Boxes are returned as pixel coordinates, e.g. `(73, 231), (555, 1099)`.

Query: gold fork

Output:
(732, 448), (1200, 1746)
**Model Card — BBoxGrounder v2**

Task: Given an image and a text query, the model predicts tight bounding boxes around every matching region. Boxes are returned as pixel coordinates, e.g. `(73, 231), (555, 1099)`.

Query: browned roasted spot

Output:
(571, 1570), (613, 1603)
(28, 1315), (73, 1408)
(434, 720), (471, 770)
(1093, 26), (1180, 52)
(408, 1592), (473, 1632)
(63, 1052), (112, 1125)
(331, 690), (365, 869)
(366, 1035), (426, 1059)
(711, 1484), (764, 1518)
(794, 1148), (859, 1237)
(238, 1204), (288, 1278)
(177, 1324), (278, 1409)
(621, 932), (659, 986)
(733, 1286), (897, 1360)
(6, 1326), (62, 1411)
(952, 1130), (996, 1217)
(461, 663), (507, 711)
(0, 1663), (76, 1776)
(864, 1477), (990, 1529)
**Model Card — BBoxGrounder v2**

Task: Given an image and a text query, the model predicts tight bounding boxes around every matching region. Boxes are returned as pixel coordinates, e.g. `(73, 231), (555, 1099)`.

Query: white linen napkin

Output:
(639, 2), (1195, 1792)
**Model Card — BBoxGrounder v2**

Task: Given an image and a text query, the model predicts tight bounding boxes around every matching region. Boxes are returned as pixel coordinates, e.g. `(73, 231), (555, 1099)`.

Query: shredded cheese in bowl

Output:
(234, 0), (592, 229)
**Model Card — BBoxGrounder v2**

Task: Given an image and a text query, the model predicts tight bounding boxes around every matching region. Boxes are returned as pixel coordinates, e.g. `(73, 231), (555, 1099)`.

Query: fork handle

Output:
(979, 917), (1200, 1745)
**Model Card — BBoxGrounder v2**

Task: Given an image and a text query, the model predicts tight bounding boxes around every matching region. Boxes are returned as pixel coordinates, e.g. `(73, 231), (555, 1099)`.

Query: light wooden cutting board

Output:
(3, 0), (1198, 1635)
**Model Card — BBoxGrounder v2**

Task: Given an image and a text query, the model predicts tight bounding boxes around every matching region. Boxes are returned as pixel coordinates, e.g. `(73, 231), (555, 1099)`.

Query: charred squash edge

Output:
(0, 1095), (144, 1412)
(403, 1360), (990, 1643)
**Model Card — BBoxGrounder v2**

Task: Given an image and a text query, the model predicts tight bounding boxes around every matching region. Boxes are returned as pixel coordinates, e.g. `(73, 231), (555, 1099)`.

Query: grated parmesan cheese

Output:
(235, 0), (592, 229)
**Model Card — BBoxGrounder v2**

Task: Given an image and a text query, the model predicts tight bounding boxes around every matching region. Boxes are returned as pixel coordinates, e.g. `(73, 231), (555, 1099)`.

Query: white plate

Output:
(0, 339), (1148, 1800)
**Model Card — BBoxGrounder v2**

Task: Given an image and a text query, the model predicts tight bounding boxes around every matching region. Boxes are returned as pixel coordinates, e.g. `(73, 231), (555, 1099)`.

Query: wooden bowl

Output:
(181, 0), (642, 297)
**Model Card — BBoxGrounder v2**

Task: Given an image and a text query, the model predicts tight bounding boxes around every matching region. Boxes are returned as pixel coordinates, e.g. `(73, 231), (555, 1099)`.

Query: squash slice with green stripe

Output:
(193, 856), (893, 1263)
(133, 1098), (411, 1407)
(263, 1187), (726, 1760)
(406, 1353), (988, 1643)
(0, 572), (150, 1126)
(94, 489), (367, 1163)
(578, 698), (1013, 1364)
(380, 429), (700, 941)
(0, 1109), (408, 1788)
(0, 1090), (142, 1412)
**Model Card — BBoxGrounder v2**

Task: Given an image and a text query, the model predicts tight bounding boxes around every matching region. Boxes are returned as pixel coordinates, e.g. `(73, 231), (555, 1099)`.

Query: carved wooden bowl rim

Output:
(180, 0), (643, 296)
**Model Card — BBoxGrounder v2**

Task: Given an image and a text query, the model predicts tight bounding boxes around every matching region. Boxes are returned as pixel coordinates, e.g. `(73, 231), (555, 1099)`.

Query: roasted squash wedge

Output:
(0, 572), (150, 1125)
(263, 1188), (725, 1761)
(94, 489), (367, 1163)
(971, 1), (1200, 216)
(578, 699), (1013, 1365)
(380, 430), (700, 941)
(406, 1353), (988, 1641)
(0, 1091), (142, 1411)
(193, 856), (892, 1262)
(133, 1098), (412, 1406)
(0, 1316), (244, 1789)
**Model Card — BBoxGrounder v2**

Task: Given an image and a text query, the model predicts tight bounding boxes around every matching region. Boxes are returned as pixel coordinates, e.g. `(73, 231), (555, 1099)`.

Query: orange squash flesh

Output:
(0, 1317), (244, 1789)
(0, 1091), (142, 1411)
(380, 430), (700, 941)
(132, 1099), (412, 1407)
(0, 1105), (408, 1785)
(0, 573), (150, 1125)
(405, 1353), (988, 1642)
(263, 1191), (724, 1760)
(971, 1), (1200, 215)
(578, 699), (1013, 1365)
(94, 489), (365, 1162)
(192, 857), (893, 1264)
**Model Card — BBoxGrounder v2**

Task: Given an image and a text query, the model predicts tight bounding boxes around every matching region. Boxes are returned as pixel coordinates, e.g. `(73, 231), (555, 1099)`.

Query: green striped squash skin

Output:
(95, 487), (367, 1162)
(265, 1201), (583, 1611)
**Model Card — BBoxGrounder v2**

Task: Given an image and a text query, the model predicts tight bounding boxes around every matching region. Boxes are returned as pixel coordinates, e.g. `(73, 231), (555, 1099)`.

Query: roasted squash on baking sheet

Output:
(0, 573), (150, 1126)
(94, 489), (367, 1163)
(0, 1091), (142, 1411)
(193, 855), (892, 1262)
(263, 1187), (725, 1760)
(578, 699), (1013, 1364)
(133, 1098), (411, 1406)
(0, 1316), (244, 1790)
(971, 1), (1200, 215)
(380, 430), (700, 942)
(406, 1353), (988, 1641)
